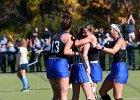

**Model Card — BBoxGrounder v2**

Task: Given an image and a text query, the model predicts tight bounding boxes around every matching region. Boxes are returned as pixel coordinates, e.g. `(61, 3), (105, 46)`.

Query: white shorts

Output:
(128, 32), (135, 40)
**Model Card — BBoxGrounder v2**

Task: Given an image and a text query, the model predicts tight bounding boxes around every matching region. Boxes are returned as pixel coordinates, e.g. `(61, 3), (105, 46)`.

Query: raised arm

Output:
(74, 37), (91, 47)
(128, 15), (135, 24)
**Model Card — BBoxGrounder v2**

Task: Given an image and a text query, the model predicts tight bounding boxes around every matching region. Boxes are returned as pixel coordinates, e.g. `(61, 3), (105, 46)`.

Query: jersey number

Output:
(51, 41), (60, 53)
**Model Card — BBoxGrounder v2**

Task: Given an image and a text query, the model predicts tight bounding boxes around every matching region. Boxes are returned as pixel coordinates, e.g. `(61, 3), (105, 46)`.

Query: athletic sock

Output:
(22, 77), (28, 89)
(101, 94), (111, 100)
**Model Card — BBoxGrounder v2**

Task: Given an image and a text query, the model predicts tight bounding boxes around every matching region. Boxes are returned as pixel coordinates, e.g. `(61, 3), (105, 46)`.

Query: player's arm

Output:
(62, 34), (78, 56)
(96, 38), (123, 54)
(75, 37), (91, 47)
(82, 43), (91, 75)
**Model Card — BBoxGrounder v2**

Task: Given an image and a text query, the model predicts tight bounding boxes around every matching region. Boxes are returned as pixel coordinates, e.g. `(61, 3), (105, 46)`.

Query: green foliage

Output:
(26, 0), (43, 17)
(45, 16), (61, 35)
(0, 0), (140, 38)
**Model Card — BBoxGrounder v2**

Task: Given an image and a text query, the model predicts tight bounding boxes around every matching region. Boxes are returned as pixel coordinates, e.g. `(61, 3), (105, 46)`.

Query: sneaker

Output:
(20, 88), (29, 92)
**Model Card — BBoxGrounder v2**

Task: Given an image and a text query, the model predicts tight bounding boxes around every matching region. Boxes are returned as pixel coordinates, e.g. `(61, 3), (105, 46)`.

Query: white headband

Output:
(110, 24), (120, 33)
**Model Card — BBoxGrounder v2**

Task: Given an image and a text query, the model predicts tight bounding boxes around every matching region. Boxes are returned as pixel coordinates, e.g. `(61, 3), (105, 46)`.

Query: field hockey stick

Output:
(76, 46), (99, 100)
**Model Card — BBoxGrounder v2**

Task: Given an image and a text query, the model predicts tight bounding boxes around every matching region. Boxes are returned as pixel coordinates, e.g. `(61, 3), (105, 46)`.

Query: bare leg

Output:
(49, 79), (59, 100)
(72, 83), (80, 100)
(93, 82), (98, 91)
(59, 77), (69, 100)
(82, 82), (95, 100)
(99, 78), (113, 96)
(113, 80), (124, 100)
(20, 69), (26, 77)
(17, 69), (28, 90)
(17, 71), (22, 81)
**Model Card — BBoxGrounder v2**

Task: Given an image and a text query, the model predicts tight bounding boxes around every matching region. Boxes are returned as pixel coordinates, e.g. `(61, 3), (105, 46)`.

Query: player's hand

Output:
(86, 67), (91, 76)
(71, 36), (76, 41)
(96, 43), (102, 49)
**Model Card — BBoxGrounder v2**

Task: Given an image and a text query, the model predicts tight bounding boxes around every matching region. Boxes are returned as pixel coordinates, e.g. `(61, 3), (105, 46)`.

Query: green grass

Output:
(0, 71), (140, 100)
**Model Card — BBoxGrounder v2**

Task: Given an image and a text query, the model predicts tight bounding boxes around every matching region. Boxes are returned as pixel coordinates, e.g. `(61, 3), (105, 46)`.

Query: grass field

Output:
(0, 47), (139, 100)
(0, 71), (140, 100)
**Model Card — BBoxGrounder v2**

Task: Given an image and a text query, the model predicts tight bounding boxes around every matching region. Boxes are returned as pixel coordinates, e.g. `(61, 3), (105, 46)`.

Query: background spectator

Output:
(7, 36), (16, 73)
(0, 34), (8, 46)
(127, 14), (135, 41)
(120, 18), (129, 40)
(0, 42), (7, 73)
(29, 32), (42, 72)
(103, 33), (113, 70)
(126, 36), (135, 70)
(41, 27), (51, 67)
(95, 28), (106, 70)
(137, 41), (140, 54)
(137, 29), (140, 54)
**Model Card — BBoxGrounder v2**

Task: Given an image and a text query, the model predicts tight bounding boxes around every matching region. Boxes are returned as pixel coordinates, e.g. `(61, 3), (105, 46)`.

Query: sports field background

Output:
(0, 71), (140, 100)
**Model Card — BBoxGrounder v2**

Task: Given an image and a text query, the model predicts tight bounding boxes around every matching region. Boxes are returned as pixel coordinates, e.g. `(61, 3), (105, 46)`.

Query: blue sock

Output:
(21, 77), (28, 89)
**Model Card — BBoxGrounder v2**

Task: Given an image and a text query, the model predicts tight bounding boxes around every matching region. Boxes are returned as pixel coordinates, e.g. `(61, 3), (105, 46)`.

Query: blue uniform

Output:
(70, 47), (89, 83)
(46, 58), (68, 78)
(90, 62), (102, 82)
(107, 62), (128, 84)
(70, 63), (89, 83)
(88, 46), (102, 83)
(107, 37), (129, 84)
(46, 31), (69, 79)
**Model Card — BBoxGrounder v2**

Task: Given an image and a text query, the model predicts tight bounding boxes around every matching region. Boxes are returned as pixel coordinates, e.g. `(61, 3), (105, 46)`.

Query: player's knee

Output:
(99, 88), (104, 96)
(61, 87), (69, 95)
(101, 94), (111, 100)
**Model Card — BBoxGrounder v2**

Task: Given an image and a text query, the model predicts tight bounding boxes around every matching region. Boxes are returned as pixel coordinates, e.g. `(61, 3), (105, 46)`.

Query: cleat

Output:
(20, 88), (29, 92)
